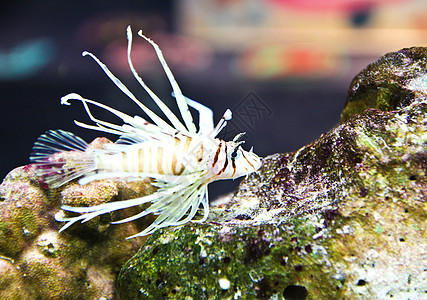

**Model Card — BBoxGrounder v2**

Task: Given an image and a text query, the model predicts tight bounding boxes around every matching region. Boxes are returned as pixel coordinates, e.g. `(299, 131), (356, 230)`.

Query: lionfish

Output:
(30, 26), (262, 238)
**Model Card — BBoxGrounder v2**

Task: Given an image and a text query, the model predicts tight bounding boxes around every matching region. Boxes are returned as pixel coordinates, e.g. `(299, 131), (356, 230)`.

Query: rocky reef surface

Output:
(1, 47), (426, 299)
(0, 138), (155, 299)
(117, 47), (427, 299)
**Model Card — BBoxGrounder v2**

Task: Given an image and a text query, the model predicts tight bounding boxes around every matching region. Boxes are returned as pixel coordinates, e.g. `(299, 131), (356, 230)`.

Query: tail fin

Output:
(30, 130), (96, 188)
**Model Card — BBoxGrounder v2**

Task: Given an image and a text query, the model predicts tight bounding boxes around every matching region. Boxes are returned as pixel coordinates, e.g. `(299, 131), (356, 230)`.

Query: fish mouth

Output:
(248, 152), (262, 171)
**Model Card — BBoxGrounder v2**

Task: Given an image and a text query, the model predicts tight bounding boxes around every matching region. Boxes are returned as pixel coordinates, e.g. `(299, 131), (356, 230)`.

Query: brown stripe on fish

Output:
(196, 143), (204, 163)
(241, 151), (254, 169)
(175, 163), (185, 175)
(183, 136), (192, 153)
(231, 155), (236, 177)
(171, 149), (177, 174)
(171, 137), (180, 174)
(119, 151), (126, 171)
(212, 141), (222, 168)
(217, 143), (228, 175)
(171, 137), (185, 175)
(157, 146), (164, 174)
(138, 148), (145, 172)
(149, 146), (154, 173)
(179, 136), (192, 175)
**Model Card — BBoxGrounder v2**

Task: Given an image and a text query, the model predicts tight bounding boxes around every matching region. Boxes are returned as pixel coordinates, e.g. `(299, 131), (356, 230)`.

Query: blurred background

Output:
(0, 0), (426, 198)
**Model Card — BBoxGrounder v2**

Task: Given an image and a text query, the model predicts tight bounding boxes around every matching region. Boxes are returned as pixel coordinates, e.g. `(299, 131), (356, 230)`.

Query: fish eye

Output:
(230, 149), (240, 160)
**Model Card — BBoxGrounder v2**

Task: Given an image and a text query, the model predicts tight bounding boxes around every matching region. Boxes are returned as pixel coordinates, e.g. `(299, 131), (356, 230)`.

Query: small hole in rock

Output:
(294, 265), (303, 272)
(359, 187), (368, 197)
(409, 175), (417, 181)
(357, 279), (367, 286)
(283, 285), (308, 300)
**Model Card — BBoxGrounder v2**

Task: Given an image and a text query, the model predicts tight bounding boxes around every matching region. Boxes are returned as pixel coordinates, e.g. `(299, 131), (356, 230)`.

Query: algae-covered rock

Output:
(0, 138), (154, 299)
(117, 48), (427, 299)
(342, 47), (427, 122)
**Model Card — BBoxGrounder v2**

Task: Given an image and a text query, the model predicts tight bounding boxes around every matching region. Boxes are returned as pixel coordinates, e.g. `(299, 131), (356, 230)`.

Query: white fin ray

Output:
(60, 181), (185, 214)
(191, 185), (209, 223)
(30, 130), (96, 188)
(210, 109), (232, 138)
(30, 129), (88, 161)
(115, 134), (147, 145)
(62, 93), (149, 132)
(78, 170), (203, 186)
(114, 123), (152, 144)
(56, 186), (181, 230)
(55, 214), (83, 232)
(118, 127), (174, 144)
(126, 26), (189, 133)
(110, 189), (179, 224)
(129, 117), (186, 143)
(62, 93), (141, 133)
(61, 93), (134, 122)
(57, 175), (207, 237)
(38, 166), (96, 189)
(46, 130), (88, 151)
(73, 120), (128, 136)
(121, 179), (200, 225)
(81, 51), (175, 132)
(138, 30), (197, 134)
(110, 206), (159, 224)
(165, 188), (202, 225)
(62, 93), (174, 140)
(172, 92), (214, 134)
(60, 192), (160, 214)
(125, 180), (207, 238)
(130, 115), (167, 133)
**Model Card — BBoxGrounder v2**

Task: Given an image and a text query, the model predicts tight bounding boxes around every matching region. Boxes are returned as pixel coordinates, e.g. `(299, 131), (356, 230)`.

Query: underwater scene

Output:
(0, 1), (426, 299)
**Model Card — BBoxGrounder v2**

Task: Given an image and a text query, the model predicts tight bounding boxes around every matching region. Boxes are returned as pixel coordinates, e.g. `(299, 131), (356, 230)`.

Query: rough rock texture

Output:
(0, 138), (154, 300)
(342, 47), (427, 122)
(117, 48), (427, 299)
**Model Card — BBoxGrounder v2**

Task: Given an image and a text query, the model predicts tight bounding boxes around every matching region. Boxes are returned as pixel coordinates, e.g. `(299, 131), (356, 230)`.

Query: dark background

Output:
(1, 1), (423, 198)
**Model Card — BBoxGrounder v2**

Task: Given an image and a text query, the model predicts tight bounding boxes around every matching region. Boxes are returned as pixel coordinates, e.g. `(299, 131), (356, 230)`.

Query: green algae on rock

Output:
(0, 138), (155, 300)
(117, 49), (427, 299)
(342, 47), (427, 122)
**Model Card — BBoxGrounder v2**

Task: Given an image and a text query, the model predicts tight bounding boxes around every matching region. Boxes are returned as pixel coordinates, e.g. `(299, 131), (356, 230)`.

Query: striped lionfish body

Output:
(31, 26), (262, 238)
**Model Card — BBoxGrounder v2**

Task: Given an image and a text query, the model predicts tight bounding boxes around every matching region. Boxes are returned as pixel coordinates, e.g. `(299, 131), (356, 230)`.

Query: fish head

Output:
(210, 138), (262, 180)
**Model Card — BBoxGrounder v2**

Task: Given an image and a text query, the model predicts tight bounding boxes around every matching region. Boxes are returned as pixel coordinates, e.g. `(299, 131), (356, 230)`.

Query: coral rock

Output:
(342, 47), (427, 122)
(0, 138), (154, 299)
